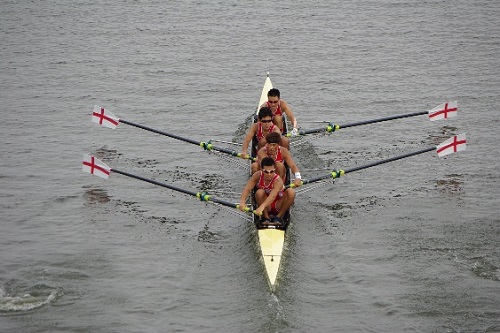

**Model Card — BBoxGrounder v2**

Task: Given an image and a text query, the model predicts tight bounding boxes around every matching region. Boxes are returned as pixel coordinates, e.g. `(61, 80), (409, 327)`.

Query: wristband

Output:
(294, 172), (301, 179)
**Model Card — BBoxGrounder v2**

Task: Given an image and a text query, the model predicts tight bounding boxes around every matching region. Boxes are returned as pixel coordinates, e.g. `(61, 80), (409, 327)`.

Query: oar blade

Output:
(428, 101), (458, 121)
(82, 154), (111, 179)
(92, 105), (120, 129)
(436, 133), (466, 157)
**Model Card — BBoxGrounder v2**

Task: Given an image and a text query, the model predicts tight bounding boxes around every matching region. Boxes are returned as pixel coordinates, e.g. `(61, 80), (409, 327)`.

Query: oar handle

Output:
(212, 146), (256, 162)
(235, 206), (264, 218)
(285, 124), (339, 137)
(286, 170), (344, 187)
(235, 204), (251, 213)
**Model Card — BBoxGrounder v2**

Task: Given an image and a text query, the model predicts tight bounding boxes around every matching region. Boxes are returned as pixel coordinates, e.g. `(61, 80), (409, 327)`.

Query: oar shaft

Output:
(119, 119), (200, 146)
(211, 145), (256, 162)
(301, 127), (329, 135)
(110, 168), (240, 210)
(343, 146), (434, 173)
(339, 110), (427, 129)
(299, 110), (428, 135)
(302, 146), (435, 185)
(119, 119), (255, 161)
(112, 168), (199, 196)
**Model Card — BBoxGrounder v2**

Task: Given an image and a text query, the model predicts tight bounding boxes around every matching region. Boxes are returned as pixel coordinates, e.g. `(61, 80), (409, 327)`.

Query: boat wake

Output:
(0, 286), (63, 313)
(267, 293), (288, 327)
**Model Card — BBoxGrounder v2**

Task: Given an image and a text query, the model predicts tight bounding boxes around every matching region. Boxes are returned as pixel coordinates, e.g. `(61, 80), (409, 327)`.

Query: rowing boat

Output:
(86, 80), (465, 293)
(251, 73), (291, 291)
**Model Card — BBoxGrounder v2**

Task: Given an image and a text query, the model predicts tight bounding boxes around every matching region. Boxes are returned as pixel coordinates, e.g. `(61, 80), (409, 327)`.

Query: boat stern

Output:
(258, 228), (285, 290)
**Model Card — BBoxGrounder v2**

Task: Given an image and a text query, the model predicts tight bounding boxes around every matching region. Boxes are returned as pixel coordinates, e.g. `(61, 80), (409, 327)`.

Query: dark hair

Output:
(258, 107), (273, 120)
(266, 132), (281, 144)
(260, 156), (275, 168)
(267, 88), (280, 98)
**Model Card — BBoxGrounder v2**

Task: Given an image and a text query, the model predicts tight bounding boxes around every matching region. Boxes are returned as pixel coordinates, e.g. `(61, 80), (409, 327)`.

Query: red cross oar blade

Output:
(428, 101), (458, 121)
(92, 105), (120, 129)
(436, 133), (466, 157)
(82, 154), (111, 179)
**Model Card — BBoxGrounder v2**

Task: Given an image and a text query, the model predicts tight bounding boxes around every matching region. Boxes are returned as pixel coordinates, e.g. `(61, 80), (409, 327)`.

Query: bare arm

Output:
(272, 126), (282, 134)
(280, 99), (297, 128)
(239, 172), (259, 211)
(283, 149), (299, 174)
(241, 124), (257, 158)
(283, 149), (302, 187)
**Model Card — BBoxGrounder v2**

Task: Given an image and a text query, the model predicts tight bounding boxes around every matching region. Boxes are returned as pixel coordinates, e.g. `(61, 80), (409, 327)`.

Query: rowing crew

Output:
(239, 89), (301, 226)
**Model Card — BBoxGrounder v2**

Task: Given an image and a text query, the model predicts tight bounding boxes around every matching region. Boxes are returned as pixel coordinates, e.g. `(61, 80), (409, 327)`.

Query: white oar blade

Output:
(436, 133), (466, 157)
(82, 154), (111, 179)
(428, 101), (458, 121)
(92, 105), (120, 129)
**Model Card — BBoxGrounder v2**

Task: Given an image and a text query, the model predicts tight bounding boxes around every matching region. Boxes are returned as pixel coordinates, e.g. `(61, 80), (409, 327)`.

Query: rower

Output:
(252, 132), (302, 188)
(239, 157), (296, 226)
(260, 88), (298, 136)
(241, 107), (289, 159)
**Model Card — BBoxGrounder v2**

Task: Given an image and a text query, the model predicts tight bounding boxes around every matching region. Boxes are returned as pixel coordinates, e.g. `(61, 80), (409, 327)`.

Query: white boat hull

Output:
(252, 73), (288, 291)
(258, 229), (285, 290)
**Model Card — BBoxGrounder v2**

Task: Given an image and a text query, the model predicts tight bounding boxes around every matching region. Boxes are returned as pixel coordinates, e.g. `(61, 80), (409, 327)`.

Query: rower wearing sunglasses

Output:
(252, 132), (302, 189)
(240, 107), (289, 159)
(239, 157), (296, 226)
(260, 88), (298, 136)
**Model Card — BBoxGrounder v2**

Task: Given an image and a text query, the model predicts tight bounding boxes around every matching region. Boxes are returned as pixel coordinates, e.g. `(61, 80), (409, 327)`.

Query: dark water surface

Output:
(1, 1), (499, 332)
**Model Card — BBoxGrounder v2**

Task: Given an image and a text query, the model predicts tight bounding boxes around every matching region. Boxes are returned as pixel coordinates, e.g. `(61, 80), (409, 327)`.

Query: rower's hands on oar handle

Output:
(238, 202), (251, 212)
(253, 208), (264, 217)
(292, 172), (302, 188)
(237, 203), (263, 216)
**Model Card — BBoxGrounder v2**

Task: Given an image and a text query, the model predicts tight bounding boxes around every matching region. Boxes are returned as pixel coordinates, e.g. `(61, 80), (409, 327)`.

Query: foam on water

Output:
(0, 287), (62, 313)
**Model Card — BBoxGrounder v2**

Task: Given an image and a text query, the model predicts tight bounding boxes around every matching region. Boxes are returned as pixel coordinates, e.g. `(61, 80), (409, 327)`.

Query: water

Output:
(1, 0), (499, 332)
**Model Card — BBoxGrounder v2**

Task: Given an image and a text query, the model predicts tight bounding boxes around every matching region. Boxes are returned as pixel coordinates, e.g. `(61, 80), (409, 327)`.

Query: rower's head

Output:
(258, 107), (273, 129)
(267, 88), (280, 111)
(258, 107), (273, 120)
(267, 88), (280, 99)
(260, 157), (276, 178)
(265, 132), (281, 154)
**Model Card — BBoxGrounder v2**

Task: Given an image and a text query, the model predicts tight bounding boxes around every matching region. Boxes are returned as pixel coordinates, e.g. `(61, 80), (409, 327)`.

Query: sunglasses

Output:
(263, 169), (275, 174)
(261, 119), (272, 123)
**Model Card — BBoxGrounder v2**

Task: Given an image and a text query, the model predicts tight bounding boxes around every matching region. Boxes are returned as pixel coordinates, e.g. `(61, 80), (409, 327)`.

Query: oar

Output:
(290, 133), (466, 187)
(91, 105), (256, 162)
(82, 154), (256, 214)
(209, 139), (242, 146)
(286, 101), (458, 137)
